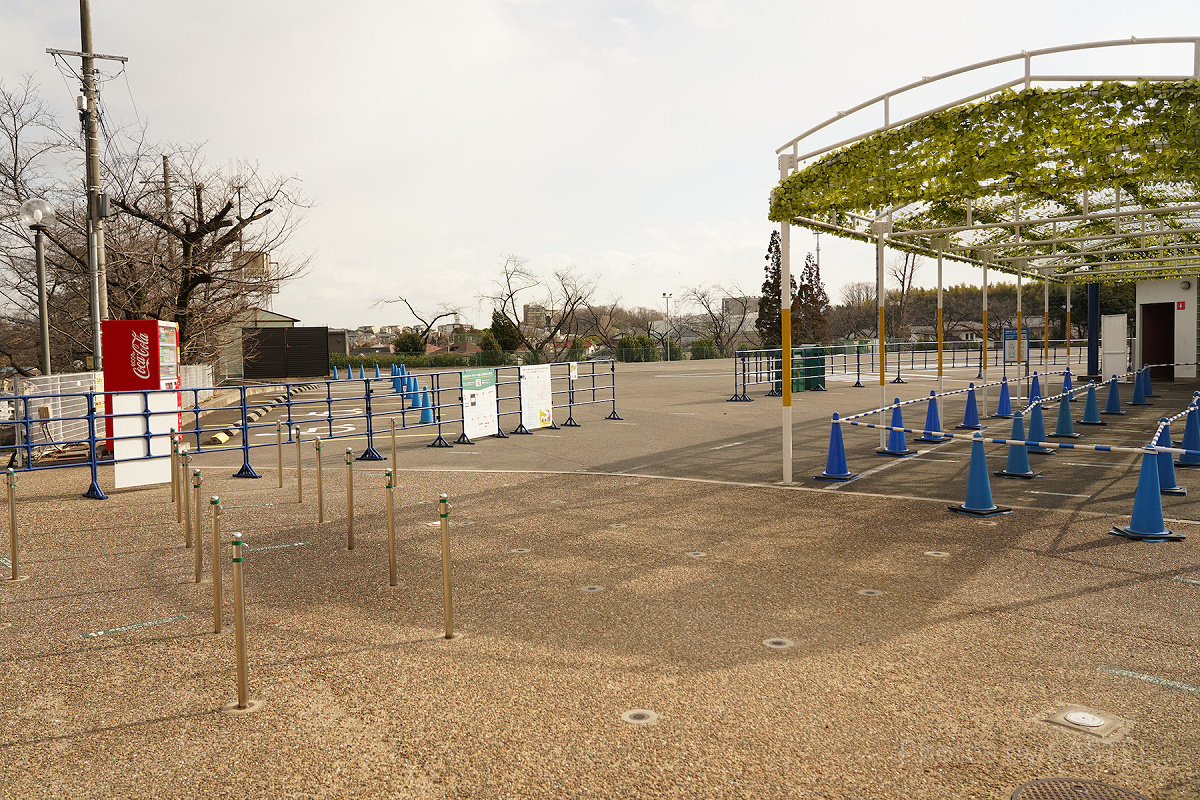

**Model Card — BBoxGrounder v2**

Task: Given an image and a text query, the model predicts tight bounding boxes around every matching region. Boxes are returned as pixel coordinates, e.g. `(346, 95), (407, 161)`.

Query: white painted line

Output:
(81, 614), (187, 639)
(1172, 576), (1200, 587)
(1025, 490), (1091, 498)
(914, 458), (960, 463)
(247, 541), (310, 552)
(1098, 666), (1200, 695)
(1061, 462), (1130, 469)
(668, 412), (698, 416)
(826, 449), (932, 488)
(711, 442), (745, 450)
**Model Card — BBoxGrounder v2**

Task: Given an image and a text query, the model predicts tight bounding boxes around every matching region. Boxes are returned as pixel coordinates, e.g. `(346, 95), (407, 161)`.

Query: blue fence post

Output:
(358, 377), (385, 460)
(428, 372), (453, 448)
(285, 382), (295, 442)
(605, 359), (622, 420)
(325, 380), (335, 438)
(83, 391), (107, 499)
(233, 386), (261, 478)
(20, 397), (34, 469)
(563, 365), (580, 427)
(190, 388), (203, 451)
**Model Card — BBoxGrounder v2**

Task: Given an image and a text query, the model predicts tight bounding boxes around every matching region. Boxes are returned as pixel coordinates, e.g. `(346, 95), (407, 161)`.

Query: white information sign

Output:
(112, 390), (180, 488)
(461, 368), (498, 438)
(519, 364), (554, 430)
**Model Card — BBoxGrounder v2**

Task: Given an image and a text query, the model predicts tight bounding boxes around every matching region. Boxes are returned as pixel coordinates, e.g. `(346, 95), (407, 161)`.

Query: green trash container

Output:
(802, 345), (826, 390)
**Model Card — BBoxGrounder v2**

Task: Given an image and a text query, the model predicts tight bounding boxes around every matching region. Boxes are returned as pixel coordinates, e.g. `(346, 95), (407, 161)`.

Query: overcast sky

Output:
(4, 2), (1200, 330)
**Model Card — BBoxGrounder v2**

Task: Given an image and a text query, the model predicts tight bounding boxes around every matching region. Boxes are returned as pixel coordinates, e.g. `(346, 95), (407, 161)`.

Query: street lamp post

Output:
(662, 292), (672, 362)
(19, 199), (56, 376)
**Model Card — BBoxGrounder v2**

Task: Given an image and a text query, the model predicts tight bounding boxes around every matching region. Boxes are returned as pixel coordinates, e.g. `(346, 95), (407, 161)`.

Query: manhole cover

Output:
(621, 709), (658, 725)
(857, 589), (883, 596)
(924, 551), (950, 558)
(610, 523), (626, 529)
(685, 551), (706, 558)
(510, 547), (531, 554)
(1011, 778), (1150, 800)
(763, 638), (794, 649)
(580, 585), (604, 593)
(1063, 711), (1104, 728)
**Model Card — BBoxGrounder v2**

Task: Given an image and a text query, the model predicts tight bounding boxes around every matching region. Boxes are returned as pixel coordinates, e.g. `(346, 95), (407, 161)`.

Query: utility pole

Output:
(47, 0), (127, 370)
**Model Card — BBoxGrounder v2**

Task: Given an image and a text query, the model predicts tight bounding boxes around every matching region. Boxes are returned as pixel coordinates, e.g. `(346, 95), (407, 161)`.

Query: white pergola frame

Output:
(772, 37), (1200, 482)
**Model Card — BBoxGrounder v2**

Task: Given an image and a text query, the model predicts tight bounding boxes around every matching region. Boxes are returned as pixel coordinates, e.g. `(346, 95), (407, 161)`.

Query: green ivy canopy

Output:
(769, 80), (1200, 284)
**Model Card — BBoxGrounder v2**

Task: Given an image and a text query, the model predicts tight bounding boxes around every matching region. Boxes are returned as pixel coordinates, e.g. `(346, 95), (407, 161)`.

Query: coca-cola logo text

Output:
(131, 331), (151, 380)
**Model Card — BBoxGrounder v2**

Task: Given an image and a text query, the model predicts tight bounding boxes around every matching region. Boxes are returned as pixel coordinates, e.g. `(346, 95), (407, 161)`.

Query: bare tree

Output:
(378, 296), (462, 346)
(886, 252), (922, 338)
(576, 296), (626, 351)
(482, 255), (596, 361)
(683, 284), (752, 352)
(0, 77), (311, 367)
(830, 280), (878, 340)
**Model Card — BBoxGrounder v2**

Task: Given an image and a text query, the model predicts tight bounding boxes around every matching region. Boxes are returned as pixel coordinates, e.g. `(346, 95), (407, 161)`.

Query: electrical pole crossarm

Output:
(46, 47), (128, 63)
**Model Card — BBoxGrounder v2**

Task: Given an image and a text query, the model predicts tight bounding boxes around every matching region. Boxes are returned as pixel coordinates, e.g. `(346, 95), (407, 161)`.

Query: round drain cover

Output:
(1012, 778), (1150, 800)
(924, 551), (950, 558)
(580, 585), (604, 593)
(511, 547), (531, 554)
(685, 551), (706, 558)
(763, 638), (794, 649)
(621, 709), (658, 725)
(610, 523), (626, 529)
(1063, 711), (1105, 728)
(857, 589), (883, 596)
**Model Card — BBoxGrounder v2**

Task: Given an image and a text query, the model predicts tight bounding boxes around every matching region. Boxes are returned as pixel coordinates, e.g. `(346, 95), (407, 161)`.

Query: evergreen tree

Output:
(489, 310), (522, 352)
(756, 230), (801, 348)
(794, 252), (830, 344)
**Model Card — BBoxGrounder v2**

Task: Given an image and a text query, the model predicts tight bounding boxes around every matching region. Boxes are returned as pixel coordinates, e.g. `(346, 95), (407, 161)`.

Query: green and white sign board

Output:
(519, 364), (554, 429)
(461, 368), (498, 438)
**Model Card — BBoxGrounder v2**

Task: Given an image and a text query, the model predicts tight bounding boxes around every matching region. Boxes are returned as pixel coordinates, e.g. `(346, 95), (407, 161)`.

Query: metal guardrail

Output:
(0, 360), (619, 498)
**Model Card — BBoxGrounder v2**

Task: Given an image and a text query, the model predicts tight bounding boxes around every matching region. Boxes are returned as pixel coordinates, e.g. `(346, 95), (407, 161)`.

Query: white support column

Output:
(933, 238), (947, 396)
(778, 154), (795, 485)
(874, 216), (889, 448)
(981, 254), (989, 415)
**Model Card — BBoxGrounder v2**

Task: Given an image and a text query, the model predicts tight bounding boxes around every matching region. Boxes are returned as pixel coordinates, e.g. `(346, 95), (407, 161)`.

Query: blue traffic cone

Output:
(950, 433), (1011, 516)
(877, 399), (913, 456)
(992, 378), (1013, 418)
(398, 363), (407, 375)
(996, 413), (1038, 479)
(1177, 401), (1200, 468)
(1077, 383), (1105, 425)
(374, 364), (381, 379)
(1102, 376), (1126, 415)
(955, 384), (983, 430)
(1111, 449), (1185, 541)
(357, 365), (366, 380)
(419, 389), (434, 424)
(816, 414), (856, 481)
(332, 365), (340, 380)
(1047, 389), (1081, 438)
(1030, 372), (1042, 402)
(1144, 367), (1159, 398)
(409, 378), (420, 406)
(1128, 369), (1150, 406)
(1025, 401), (1055, 454)
(1155, 421), (1186, 495)
(917, 391), (950, 443)
(1062, 367), (1074, 400)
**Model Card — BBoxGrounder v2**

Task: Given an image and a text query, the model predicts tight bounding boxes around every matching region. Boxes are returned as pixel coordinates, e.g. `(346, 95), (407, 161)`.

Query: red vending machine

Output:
(101, 320), (181, 487)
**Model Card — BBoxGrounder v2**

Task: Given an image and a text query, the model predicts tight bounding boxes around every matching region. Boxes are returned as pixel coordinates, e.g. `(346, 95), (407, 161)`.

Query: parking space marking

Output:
(81, 614), (187, 640)
(1172, 576), (1200, 587)
(1026, 490), (1091, 498)
(711, 442), (744, 450)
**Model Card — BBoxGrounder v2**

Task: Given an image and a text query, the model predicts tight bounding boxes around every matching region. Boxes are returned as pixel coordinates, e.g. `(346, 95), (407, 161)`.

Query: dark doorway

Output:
(1140, 303), (1175, 381)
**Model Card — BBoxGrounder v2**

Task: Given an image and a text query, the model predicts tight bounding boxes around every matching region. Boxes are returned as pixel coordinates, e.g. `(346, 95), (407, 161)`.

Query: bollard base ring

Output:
(1109, 525), (1185, 543)
(220, 698), (265, 715)
(5, 575), (29, 583)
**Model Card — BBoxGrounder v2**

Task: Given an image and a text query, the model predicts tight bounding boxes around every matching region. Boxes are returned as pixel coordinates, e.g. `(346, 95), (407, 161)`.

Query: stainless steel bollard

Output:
(193, 469), (203, 582)
(231, 532), (249, 709)
(345, 448), (355, 550)
(390, 417), (397, 476)
(211, 496), (223, 634)
(315, 438), (324, 523)
(6, 468), (18, 581)
(276, 421), (283, 489)
(181, 448), (192, 547)
(386, 470), (396, 587)
(294, 427), (303, 503)
(440, 494), (453, 639)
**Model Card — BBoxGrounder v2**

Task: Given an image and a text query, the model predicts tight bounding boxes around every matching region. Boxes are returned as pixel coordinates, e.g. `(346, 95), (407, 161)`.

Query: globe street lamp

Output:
(18, 198), (56, 375)
(662, 292), (672, 362)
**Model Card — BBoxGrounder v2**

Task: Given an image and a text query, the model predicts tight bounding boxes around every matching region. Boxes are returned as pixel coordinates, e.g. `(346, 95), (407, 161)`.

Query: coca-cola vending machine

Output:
(101, 320), (181, 488)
